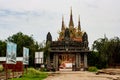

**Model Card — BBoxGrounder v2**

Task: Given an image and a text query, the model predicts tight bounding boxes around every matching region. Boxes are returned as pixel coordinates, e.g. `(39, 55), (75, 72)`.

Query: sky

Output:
(0, 0), (120, 48)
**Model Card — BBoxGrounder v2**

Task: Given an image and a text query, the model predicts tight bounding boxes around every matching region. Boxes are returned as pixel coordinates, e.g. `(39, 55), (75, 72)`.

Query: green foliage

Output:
(26, 68), (48, 78)
(88, 51), (108, 69)
(0, 40), (6, 56)
(0, 32), (45, 67)
(0, 65), (3, 72)
(7, 32), (35, 57)
(40, 67), (47, 72)
(7, 32), (41, 66)
(91, 36), (120, 68)
(11, 68), (48, 80)
(43, 41), (51, 63)
(88, 66), (98, 72)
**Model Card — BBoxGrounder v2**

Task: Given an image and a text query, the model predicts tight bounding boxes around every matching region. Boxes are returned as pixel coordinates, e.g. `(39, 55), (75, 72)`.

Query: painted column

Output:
(84, 53), (88, 69)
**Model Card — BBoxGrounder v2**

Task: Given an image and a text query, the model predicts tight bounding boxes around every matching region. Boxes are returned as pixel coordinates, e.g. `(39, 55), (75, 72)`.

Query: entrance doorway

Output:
(58, 53), (75, 71)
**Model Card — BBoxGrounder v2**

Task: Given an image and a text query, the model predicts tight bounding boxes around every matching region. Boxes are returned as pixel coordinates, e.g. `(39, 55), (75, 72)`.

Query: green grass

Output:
(10, 68), (48, 80)
(0, 65), (3, 72)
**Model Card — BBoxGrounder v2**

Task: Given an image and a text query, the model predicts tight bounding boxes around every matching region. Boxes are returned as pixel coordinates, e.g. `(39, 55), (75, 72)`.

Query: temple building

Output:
(46, 9), (90, 71)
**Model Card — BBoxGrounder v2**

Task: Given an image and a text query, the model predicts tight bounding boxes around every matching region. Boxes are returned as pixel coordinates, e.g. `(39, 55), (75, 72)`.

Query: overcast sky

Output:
(0, 0), (120, 48)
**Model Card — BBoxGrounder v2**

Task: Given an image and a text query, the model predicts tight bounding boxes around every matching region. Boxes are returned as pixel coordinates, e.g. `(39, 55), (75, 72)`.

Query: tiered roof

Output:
(58, 8), (84, 42)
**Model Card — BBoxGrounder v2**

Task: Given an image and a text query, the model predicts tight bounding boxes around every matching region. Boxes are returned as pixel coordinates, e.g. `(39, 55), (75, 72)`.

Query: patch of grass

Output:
(88, 66), (98, 72)
(0, 65), (3, 72)
(10, 68), (48, 80)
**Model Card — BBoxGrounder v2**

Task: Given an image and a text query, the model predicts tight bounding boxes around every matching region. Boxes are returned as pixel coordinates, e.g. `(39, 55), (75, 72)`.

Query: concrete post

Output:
(53, 53), (56, 68)
(75, 53), (80, 71)
(53, 53), (58, 71)
(47, 53), (51, 69)
(55, 53), (58, 71)
(84, 53), (88, 69)
(79, 54), (81, 68)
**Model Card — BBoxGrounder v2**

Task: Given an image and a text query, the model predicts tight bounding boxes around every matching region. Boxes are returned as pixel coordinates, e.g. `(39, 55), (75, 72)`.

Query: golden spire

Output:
(78, 15), (81, 31)
(61, 15), (65, 31)
(69, 7), (74, 28)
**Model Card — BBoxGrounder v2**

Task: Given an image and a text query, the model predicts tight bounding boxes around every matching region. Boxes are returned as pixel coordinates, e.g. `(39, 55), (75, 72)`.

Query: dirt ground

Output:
(44, 69), (120, 80)
(0, 72), (22, 80)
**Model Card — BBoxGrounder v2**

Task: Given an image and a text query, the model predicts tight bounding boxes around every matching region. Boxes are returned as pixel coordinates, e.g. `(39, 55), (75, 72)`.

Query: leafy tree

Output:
(0, 40), (6, 57)
(7, 32), (40, 66)
(43, 41), (51, 64)
(108, 37), (120, 66)
(91, 36), (120, 68)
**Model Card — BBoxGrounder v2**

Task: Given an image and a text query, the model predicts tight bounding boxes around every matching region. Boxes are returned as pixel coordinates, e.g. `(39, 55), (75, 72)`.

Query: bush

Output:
(40, 67), (47, 72)
(28, 68), (41, 75)
(0, 65), (3, 72)
(11, 68), (48, 80)
(88, 66), (98, 72)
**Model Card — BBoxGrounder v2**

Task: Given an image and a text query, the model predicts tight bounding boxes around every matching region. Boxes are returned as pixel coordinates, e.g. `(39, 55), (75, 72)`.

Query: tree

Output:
(108, 37), (120, 66)
(0, 40), (6, 57)
(43, 41), (51, 64)
(7, 32), (40, 66)
(91, 36), (120, 68)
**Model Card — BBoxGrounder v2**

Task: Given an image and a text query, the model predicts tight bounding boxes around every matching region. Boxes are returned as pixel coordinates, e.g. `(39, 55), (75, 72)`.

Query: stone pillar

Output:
(53, 53), (56, 68)
(75, 53), (77, 70)
(79, 54), (81, 68)
(47, 53), (51, 69)
(55, 53), (59, 71)
(53, 53), (58, 71)
(84, 53), (88, 69)
(75, 53), (80, 71)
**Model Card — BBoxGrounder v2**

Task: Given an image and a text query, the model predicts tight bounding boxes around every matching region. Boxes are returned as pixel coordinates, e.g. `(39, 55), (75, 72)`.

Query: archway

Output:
(58, 53), (75, 71)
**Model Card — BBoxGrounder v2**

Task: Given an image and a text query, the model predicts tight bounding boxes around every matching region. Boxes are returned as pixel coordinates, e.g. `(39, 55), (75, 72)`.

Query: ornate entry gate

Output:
(46, 52), (89, 71)
(46, 9), (91, 71)
(58, 53), (75, 69)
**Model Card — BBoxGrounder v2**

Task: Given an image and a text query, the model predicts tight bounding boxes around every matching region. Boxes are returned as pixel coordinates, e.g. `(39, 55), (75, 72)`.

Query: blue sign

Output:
(23, 47), (29, 65)
(6, 42), (17, 64)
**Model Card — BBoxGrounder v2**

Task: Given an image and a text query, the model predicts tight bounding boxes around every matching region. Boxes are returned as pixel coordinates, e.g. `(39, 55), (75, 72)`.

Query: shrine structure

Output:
(46, 9), (90, 71)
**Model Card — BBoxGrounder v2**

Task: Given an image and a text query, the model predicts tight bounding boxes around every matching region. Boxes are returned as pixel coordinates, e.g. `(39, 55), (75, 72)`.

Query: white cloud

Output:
(0, 0), (120, 48)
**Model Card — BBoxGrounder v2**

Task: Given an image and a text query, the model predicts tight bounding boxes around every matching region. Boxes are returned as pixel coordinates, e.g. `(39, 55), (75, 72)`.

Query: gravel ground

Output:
(44, 69), (120, 80)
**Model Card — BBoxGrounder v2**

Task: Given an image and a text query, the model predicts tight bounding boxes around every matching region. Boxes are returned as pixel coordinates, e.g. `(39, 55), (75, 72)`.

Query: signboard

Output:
(35, 52), (43, 64)
(6, 42), (17, 64)
(23, 47), (29, 65)
(0, 57), (23, 62)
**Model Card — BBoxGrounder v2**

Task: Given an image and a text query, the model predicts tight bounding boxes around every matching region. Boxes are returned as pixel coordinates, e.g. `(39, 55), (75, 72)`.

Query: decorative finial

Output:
(78, 15), (81, 31)
(69, 7), (74, 28)
(62, 15), (64, 22)
(78, 15), (80, 22)
(61, 15), (65, 31)
(70, 6), (72, 16)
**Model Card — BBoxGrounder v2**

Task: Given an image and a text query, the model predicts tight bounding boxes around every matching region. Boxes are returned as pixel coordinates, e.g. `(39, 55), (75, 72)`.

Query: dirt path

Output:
(44, 69), (120, 80)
